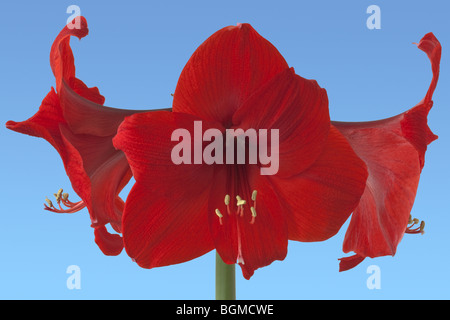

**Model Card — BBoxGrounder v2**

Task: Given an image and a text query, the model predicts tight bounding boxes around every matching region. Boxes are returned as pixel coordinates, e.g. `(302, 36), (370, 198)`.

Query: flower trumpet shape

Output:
(113, 23), (369, 279)
(6, 17), (166, 256)
(335, 33), (441, 271)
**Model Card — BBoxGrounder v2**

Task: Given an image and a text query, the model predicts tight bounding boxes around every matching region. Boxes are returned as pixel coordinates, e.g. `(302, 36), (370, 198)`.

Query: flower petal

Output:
(208, 165), (288, 280)
(232, 68), (330, 177)
(334, 33), (441, 271)
(6, 17), (145, 256)
(172, 23), (289, 125)
(270, 126), (368, 242)
(49, 16), (155, 137)
(94, 225), (124, 256)
(114, 111), (218, 267)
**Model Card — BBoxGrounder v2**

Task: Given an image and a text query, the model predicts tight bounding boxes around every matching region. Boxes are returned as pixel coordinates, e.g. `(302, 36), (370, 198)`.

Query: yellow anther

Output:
(54, 188), (63, 202)
(224, 195), (230, 206)
(250, 206), (257, 217)
(413, 218), (420, 224)
(45, 197), (54, 208)
(251, 190), (257, 201)
(408, 215), (413, 224)
(215, 209), (223, 218)
(62, 193), (69, 201)
(420, 221), (425, 234)
(236, 195), (246, 206)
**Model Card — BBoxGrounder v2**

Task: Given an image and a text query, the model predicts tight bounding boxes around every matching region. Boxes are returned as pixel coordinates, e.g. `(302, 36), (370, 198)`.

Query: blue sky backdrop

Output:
(1, 0), (449, 299)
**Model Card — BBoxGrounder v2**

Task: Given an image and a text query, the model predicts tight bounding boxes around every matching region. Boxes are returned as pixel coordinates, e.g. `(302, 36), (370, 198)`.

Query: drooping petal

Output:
(113, 111), (218, 267)
(6, 17), (157, 256)
(94, 225), (124, 256)
(232, 67), (330, 177)
(334, 33), (441, 271)
(270, 126), (368, 242)
(172, 23), (289, 125)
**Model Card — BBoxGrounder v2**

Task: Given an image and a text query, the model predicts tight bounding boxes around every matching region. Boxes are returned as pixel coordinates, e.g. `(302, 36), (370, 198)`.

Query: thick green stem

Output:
(215, 251), (236, 300)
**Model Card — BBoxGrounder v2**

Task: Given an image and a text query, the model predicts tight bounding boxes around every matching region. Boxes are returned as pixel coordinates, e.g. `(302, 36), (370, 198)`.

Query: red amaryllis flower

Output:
(335, 33), (441, 271)
(5, 17), (159, 256)
(113, 23), (368, 279)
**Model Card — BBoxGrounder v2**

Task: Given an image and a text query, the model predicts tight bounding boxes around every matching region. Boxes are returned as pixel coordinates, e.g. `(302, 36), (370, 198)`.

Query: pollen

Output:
(53, 188), (63, 203)
(224, 194), (230, 205)
(45, 197), (54, 208)
(236, 195), (246, 206)
(251, 190), (257, 201)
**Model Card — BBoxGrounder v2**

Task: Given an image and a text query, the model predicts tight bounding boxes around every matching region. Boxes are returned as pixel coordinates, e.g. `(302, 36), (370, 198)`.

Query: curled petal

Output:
(334, 33), (441, 271)
(94, 225), (124, 256)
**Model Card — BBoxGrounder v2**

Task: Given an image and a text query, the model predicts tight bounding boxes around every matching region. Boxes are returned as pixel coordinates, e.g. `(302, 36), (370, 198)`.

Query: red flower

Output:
(335, 33), (441, 271)
(113, 24), (368, 279)
(5, 17), (163, 256)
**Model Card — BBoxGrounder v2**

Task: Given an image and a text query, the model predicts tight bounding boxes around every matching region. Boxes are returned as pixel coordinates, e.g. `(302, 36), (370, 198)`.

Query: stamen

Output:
(250, 206), (257, 224)
(224, 195), (230, 205)
(45, 197), (54, 208)
(405, 215), (426, 235)
(251, 190), (257, 201)
(215, 208), (223, 225)
(54, 188), (63, 203)
(44, 190), (86, 214)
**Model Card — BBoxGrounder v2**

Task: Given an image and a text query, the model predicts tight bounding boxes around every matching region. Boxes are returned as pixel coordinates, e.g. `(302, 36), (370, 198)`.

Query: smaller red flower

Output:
(334, 33), (441, 271)
(6, 17), (165, 256)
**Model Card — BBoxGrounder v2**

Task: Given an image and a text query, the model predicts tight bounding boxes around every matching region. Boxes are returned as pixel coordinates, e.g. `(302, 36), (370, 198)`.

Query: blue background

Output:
(0, 0), (448, 299)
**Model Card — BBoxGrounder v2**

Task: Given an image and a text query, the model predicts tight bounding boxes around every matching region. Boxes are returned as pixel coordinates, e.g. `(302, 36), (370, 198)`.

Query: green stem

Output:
(215, 251), (236, 300)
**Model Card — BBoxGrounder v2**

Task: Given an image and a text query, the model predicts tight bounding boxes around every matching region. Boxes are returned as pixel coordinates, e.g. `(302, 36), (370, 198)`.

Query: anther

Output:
(250, 206), (257, 224)
(420, 221), (425, 235)
(45, 197), (54, 208)
(224, 195), (230, 206)
(236, 195), (246, 206)
(251, 190), (257, 201)
(215, 208), (223, 225)
(54, 188), (63, 203)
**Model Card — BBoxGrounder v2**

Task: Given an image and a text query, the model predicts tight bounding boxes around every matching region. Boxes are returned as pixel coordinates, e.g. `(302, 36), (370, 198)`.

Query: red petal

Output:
(49, 17), (149, 137)
(173, 23), (289, 125)
(334, 33), (441, 270)
(338, 254), (365, 272)
(208, 165), (288, 280)
(6, 17), (143, 255)
(232, 68), (330, 177)
(270, 126), (368, 242)
(94, 225), (124, 256)
(114, 111), (217, 267)
(50, 16), (89, 92)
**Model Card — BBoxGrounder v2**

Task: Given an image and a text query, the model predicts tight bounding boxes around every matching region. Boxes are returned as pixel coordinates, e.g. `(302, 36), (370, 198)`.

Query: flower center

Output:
(215, 190), (258, 226)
